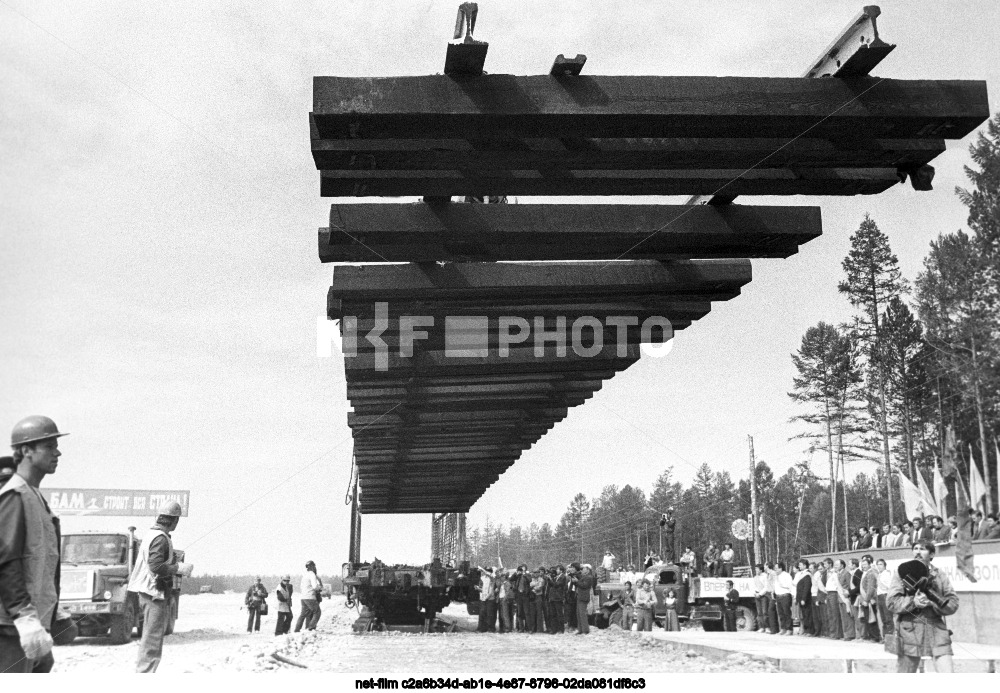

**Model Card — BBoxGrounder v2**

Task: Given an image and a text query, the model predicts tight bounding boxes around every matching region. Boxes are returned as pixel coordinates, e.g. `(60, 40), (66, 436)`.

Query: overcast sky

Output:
(2, 1), (998, 575)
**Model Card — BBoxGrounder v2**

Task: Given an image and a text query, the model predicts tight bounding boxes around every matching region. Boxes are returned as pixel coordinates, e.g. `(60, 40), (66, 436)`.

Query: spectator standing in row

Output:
(719, 543), (735, 577)
(477, 566), (497, 633)
(498, 570), (514, 633)
(546, 567), (565, 633)
(773, 562), (793, 635)
(600, 550), (615, 583)
(274, 575), (293, 635)
(563, 569), (577, 633)
(824, 558), (843, 639)
(617, 580), (634, 631)
(514, 565), (530, 632)
(836, 559), (856, 640)
(662, 588), (680, 631)
(972, 511), (986, 539)
(857, 526), (873, 549)
(702, 543), (719, 577)
(810, 562), (826, 637)
(569, 564), (593, 635)
(634, 579), (656, 632)
(793, 560), (812, 635)
(765, 563), (779, 634)
(858, 556), (879, 641)
(528, 567), (545, 633)
(875, 558), (893, 641)
(752, 564), (769, 633)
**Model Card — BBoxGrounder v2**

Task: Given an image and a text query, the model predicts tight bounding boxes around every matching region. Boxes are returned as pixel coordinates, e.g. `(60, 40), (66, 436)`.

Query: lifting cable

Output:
(344, 449), (357, 506)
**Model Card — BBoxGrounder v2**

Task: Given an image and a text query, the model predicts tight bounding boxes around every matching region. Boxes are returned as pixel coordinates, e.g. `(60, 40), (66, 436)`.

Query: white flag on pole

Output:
(969, 444), (987, 512)
(933, 457), (949, 519)
(915, 468), (938, 516)
(898, 472), (932, 518)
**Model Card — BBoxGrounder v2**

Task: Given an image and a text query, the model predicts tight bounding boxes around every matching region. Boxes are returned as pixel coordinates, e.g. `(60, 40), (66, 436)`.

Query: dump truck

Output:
(59, 528), (185, 644)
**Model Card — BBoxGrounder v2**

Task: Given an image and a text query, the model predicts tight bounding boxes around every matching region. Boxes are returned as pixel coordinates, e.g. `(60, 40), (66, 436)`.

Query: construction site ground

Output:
(48, 594), (999, 673)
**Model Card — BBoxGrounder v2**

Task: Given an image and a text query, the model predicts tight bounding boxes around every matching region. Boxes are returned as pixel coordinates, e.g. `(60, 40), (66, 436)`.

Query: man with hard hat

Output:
(274, 575), (294, 635)
(0, 416), (67, 673)
(127, 499), (193, 673)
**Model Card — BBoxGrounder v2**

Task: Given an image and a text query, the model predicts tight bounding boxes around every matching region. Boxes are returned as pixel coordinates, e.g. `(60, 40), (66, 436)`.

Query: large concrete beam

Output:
(319, 167), (901, 197)
(310, 135), (943, 171)
(319, 203), (821, 262)
(312, 76), (988, 141)
(330, 260), (751, 302)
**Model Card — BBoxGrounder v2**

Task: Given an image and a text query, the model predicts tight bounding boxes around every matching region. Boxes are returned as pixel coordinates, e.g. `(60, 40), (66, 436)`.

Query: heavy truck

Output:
(342, 558), (478, 632)
(58, 528), (185, 644)
(592, 563), (758, 631)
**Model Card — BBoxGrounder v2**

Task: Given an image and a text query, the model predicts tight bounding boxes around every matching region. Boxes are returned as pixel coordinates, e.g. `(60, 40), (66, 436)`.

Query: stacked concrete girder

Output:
(314, 20), (989, 516)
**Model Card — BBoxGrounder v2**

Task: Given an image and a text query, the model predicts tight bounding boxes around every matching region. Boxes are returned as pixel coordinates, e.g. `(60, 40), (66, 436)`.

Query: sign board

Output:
(44, 488), (190, 517)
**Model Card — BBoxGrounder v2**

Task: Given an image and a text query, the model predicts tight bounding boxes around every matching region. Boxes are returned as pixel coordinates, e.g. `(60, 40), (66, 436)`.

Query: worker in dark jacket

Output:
(127, 500), (193, 672)
(569, 564), (594, 634)
(887, 540), (959, 672)
(0, 417), (68, 673)
(723, 580), (740, 631)
(546, 566), (566, 634)
(513, 565), (530, 632)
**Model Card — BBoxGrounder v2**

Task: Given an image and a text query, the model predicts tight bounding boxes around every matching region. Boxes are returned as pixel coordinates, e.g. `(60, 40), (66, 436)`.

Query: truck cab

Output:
(59, 529), (184, 644)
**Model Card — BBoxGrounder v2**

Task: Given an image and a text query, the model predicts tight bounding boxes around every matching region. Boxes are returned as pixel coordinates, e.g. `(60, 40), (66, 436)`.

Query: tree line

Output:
(464, 110), (1000, 567)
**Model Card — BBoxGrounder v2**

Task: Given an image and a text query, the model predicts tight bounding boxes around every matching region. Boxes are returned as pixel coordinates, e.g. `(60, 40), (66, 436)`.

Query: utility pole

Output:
(749, 435), (762, 567)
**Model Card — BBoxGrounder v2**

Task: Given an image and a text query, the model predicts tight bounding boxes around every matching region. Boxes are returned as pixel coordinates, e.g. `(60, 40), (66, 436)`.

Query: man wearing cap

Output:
(274, 575), (294, 635)
(295, 561), (322, 632)
(127, 498), (193, 672)
(1, 417), (70, 673)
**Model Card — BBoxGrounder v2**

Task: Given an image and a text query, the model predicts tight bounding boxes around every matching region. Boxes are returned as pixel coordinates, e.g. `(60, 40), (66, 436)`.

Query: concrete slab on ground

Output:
(646, 630), (1000, 672)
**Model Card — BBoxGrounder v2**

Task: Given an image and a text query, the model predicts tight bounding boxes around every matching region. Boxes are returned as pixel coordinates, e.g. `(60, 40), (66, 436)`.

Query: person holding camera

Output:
(244, 577), (268, 633)
(886, 540), (959, 673)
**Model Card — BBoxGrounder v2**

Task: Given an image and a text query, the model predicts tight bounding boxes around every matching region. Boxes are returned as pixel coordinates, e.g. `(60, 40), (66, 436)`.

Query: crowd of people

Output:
(847, 514), (1000, 548)
(751, 539), (961, 673)
(474, 562), (596, 635)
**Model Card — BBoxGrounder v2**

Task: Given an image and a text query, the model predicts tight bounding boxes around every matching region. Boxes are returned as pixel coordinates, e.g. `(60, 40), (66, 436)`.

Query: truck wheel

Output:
(109, 600), (136, 644)
(735, 605), (757, 632)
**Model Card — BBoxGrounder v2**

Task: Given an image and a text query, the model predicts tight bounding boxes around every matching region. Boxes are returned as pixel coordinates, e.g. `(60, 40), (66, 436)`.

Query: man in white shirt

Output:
(752, 564), (769, 633)
(294, 560), (322, 632)
(773, 562), (793, 635)
(600, 550), (616, 583)
(824, 558), (842, 639)
(875, 558), (893, 640)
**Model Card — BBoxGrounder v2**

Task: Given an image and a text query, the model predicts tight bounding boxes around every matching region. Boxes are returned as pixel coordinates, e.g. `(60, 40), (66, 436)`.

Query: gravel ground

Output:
(51, 593), (776, 673)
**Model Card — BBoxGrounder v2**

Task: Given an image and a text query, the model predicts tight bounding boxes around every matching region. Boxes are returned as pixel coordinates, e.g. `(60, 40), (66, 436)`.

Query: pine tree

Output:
(955, 110), (1000, 512)
(880, 297), (931, 480)
(839, 214), (909, 523)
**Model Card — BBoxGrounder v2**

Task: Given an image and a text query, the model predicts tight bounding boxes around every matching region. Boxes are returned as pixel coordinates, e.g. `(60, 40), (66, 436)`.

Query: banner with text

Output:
(45, 488), (190, 516)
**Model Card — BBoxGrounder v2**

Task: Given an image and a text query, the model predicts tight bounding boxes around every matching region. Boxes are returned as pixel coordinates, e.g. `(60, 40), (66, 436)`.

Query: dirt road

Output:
(52, 594), (775, 673)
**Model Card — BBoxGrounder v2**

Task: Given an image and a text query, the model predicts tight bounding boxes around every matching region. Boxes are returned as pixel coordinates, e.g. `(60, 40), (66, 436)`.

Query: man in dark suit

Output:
(973, 510), (988, 540)
(857, 526), (873, 549)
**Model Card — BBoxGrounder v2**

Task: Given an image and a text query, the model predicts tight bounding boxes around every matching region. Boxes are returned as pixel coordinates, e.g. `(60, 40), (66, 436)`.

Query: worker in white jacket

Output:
(294, 560), (322, 631)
